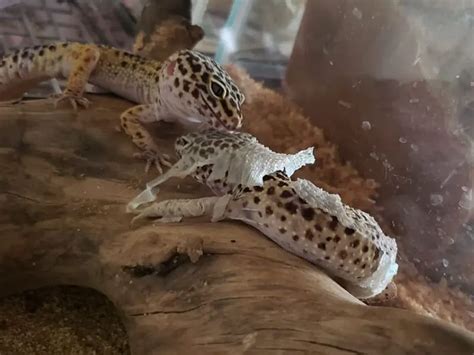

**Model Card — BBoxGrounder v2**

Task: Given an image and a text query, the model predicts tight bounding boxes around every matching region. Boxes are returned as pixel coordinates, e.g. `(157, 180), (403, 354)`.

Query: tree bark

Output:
(0, 96), (473, 354)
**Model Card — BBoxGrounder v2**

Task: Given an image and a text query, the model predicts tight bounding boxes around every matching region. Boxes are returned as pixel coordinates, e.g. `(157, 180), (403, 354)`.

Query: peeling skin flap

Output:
(127, 131), (315, 213)
(126, 158), (212, 212)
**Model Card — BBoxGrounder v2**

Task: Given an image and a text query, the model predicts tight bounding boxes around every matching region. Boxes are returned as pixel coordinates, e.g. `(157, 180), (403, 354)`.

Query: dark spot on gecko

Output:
(196, 83), (207, 92)
(265, 206), (273, 215)
(254, 186), (264, 192)
(334, 236), (341, 243)
(280, 215), (286, 222)
(121, 61), (127, 67)
(326, 237), (332, 242)
(345, 227), (356, 235)
(221, 101), (233, 117)
(373, 249), (381, 260)
(135, 132), (143, 139)
(279, 228), (286, 234)
(292, 235), (299, 241)
(253, 196), (260, 204)
(183, 79), (192, 92)
(339, 250), (348, 259)
(325, 256), (330, 260)
(362, 245), (369, 253)
(315, 224), (323, 232)
(38, 50), (44, 56)
(301, 208), (315, 221)
(354, 258), (361, 265)
(62, 43), (68, 48)
(178, 64), (187, 75)
(305, 230), (314, 240)
(284, 202), (298, 214)
(48, 45), (56, 51)
(280, 190), (292, 198)
(243, 187), (251, 193)
(201, 72), (209, 83)
(174, 78), (180, 87)
(362, 263), (367, 269)
(263, 175), (275, 181)
(258, 212), (263, 218)
(328, 216), (339, 231)
(12, 55), (18, 62)
(350, 240), (360, 248)
(192, 89), (199, 99)
(277, 181), (288, 187)
(267, 186), (275, 195)
(230, 240), (236, 243)
(317, 242), (326, 250)
(190, 63), (202, 73)
(264, 223), (269, 228)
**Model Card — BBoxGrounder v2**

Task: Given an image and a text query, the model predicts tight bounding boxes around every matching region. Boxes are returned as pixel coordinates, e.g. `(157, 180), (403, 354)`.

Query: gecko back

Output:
(227, 171), (398, 299)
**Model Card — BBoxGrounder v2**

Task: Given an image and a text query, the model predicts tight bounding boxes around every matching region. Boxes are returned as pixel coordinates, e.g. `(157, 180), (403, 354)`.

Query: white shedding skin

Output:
(127, 129), (315, 212)
(132, 196), (225, 225)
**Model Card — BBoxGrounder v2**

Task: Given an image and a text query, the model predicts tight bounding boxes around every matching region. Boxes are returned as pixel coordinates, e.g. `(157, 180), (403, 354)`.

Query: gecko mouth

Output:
(200, 93), (228, 130)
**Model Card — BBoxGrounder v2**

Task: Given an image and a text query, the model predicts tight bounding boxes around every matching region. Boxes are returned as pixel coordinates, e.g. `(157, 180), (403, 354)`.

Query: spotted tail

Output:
(0, 42), (74, 101)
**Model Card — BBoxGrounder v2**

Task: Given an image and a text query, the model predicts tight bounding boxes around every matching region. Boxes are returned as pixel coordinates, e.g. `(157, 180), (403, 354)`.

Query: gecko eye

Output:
(210, 80), (227, 99)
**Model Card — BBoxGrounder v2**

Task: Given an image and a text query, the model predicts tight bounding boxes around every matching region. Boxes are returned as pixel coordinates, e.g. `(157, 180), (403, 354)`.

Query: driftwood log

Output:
(0, 96), (473, 354)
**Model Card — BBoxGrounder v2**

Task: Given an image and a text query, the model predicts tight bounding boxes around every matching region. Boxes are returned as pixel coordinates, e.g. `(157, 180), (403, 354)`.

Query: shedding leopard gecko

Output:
(0, 42), (244, 172)
(130, 131), (399, 299)
(127, 128), (315, 212)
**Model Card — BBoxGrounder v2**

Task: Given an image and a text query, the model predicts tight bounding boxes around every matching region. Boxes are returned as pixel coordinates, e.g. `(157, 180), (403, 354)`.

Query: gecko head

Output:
(160, 50), (245, 131)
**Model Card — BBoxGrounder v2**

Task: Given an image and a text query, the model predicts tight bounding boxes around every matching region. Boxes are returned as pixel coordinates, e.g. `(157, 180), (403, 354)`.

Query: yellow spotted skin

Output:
(0, 42), (245, 172)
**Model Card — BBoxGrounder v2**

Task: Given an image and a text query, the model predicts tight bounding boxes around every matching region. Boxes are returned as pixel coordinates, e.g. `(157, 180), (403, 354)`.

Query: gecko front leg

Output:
(131, 196), (226, 226)
(120, 104), (172, 173)
(52, 45), (100, 110)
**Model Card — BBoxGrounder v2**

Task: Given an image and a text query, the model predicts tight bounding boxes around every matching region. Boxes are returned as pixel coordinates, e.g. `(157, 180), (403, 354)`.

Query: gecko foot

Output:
(50, 93), (90, 111)
(131, 212), (182, 227)
(133, 150), (172, 174)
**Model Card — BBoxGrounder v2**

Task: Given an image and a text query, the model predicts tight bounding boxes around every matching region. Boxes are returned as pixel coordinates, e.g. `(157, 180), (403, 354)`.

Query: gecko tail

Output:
(0, 42), (68, 101)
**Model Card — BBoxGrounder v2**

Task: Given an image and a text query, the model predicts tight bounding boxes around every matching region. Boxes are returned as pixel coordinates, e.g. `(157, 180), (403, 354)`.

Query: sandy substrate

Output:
(0, 286), (129, 354)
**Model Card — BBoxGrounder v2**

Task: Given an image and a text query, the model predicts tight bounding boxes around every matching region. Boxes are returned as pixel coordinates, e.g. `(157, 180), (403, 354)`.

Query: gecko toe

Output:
(134, 150), (171, 174)
(50, 93), (90, 110)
